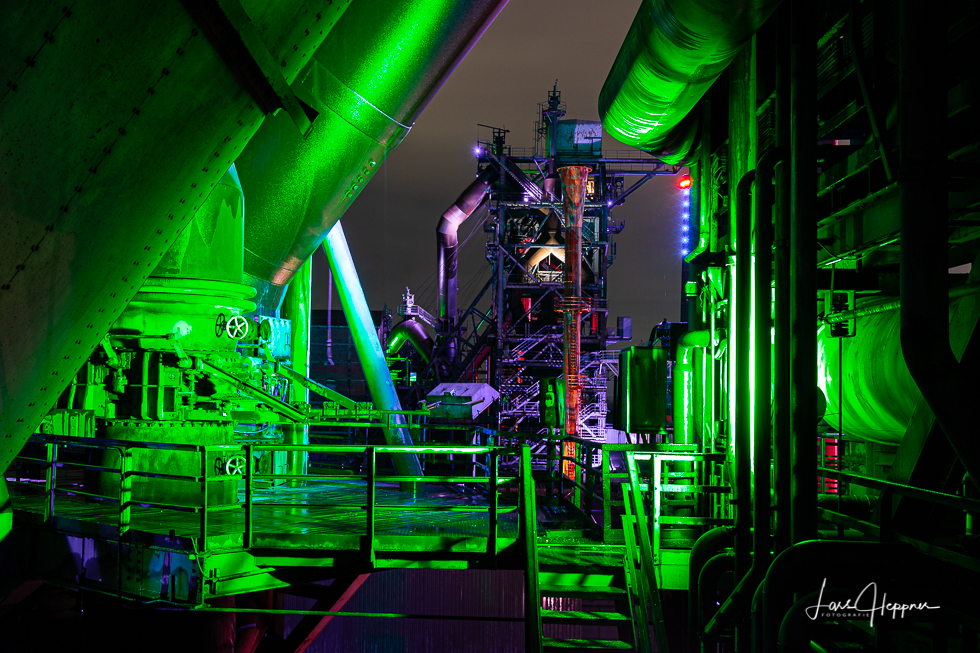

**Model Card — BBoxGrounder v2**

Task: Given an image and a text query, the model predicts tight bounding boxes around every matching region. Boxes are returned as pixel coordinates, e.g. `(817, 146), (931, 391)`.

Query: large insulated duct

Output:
(236, 0), (508, 312)
(0, 0), (338, 476)
(818, 294), (980, 445)
(323, 222), (423, 480)
(437, 166), (497, 358)
(598, 0), (780, 164)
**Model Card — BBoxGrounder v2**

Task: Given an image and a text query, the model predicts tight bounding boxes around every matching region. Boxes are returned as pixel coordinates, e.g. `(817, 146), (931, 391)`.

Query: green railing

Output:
(11, 437), (534, 562)
(242, 443), (522, 563)
(11, 435), (241, 544)
(11, 435), (243, 598)
(520, 445), (544, 652)
(624, 452), (673, 653)
(525, 434), (706, 543)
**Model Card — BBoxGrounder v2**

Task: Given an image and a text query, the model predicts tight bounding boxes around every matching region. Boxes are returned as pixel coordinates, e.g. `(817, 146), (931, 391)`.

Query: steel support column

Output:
(772, 3), (793, 556)
(789, 0), (818, 544)
(281, 256), (312, 484)
(323, 222), (423, 481)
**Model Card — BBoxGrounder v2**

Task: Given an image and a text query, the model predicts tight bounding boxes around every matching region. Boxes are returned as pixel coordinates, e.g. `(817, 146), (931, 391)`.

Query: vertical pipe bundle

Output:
(557, 166), (591, 446)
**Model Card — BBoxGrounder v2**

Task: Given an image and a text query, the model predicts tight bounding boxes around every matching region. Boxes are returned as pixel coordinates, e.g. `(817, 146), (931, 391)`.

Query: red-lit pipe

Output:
(558, 166), (591, 479)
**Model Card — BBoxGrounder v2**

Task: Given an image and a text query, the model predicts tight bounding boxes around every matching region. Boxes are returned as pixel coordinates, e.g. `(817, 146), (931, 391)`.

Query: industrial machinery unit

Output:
(2, 0), (980, 651)
(387, 86), (681, 458)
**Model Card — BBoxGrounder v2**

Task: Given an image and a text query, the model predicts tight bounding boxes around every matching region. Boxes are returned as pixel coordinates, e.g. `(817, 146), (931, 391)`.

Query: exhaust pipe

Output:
(437, 167), (497, 360)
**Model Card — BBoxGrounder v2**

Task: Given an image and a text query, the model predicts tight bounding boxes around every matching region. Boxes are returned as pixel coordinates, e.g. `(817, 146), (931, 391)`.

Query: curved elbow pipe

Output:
(698, 552), (735, 647)
(599, 0), (779, 163)
(387, 319), (434, 364)
(437, 167), (497, 360)
(761, 541), (917, 653)
(672, 329), (711, 445)
(688, 526), (734, 646)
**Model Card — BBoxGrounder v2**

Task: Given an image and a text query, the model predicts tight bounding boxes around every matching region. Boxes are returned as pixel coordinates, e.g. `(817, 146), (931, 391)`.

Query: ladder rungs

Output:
(657, 516), (734, 525)
(542, 610), (630, 624)
(543, 638), (634, 651)
(539, 584), (627, 599)
(660, 484), (730, 493)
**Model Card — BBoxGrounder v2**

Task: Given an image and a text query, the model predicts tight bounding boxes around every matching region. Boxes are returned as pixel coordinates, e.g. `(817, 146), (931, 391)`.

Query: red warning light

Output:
(677, 174), (692, 189)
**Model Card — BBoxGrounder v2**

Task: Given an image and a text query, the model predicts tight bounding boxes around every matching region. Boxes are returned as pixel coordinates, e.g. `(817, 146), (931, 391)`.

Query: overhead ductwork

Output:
(598, 0), (780, 164)
(236, 0), (509, 312)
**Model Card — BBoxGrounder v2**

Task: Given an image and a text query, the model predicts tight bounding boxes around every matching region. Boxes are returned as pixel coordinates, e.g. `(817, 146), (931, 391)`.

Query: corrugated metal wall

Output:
(284, 569), (525, 652)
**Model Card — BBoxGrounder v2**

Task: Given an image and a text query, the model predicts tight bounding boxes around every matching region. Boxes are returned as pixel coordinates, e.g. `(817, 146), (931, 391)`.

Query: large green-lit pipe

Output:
(733, 171), (754, 583)
(673, 330), (710, 445)
(281, 256), (312, 483)
(323, 222), (422, 480)
(236, 0), (508, 312)
(817, 295), (979, 445)
(598, 0), (780, 164)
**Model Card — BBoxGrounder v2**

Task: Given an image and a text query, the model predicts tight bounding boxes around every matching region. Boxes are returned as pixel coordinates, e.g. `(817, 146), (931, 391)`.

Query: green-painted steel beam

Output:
(323, 222), (422, 479)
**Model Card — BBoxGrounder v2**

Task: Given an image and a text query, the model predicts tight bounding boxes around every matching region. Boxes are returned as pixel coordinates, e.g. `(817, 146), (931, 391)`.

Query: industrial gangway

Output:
(5, 431), (728, 653)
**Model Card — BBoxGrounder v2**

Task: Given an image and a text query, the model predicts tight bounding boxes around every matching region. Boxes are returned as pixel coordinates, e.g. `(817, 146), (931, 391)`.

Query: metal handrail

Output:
(626, 452), (671, 653)
(243, 444), (523, 561)
(622, 485), (654, 653)
(817, 466), (980, 513)
(14, 435), (245, 560)
(520, 444), (543, 653)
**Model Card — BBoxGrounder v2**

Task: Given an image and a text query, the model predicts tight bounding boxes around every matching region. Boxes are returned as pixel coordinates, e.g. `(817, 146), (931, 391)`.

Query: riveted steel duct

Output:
(387, 319), (434, 365)
(0, 0), (344, 474)
(236, 0), (508, 312)
(598, 0), (780, 164)
(437, 166), (497, 359)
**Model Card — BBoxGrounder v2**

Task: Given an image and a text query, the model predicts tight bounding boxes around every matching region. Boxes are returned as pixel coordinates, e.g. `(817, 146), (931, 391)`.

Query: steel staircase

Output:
(536, 543), (642, 651)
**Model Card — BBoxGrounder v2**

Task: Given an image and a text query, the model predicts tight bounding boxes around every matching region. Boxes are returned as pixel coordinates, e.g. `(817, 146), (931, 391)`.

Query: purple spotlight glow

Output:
(474, 145), (481, 155)
(682, 249), (689, 256)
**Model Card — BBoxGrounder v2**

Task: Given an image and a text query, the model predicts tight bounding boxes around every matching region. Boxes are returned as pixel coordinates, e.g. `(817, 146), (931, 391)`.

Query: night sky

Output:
(312, 0), (683, 342)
